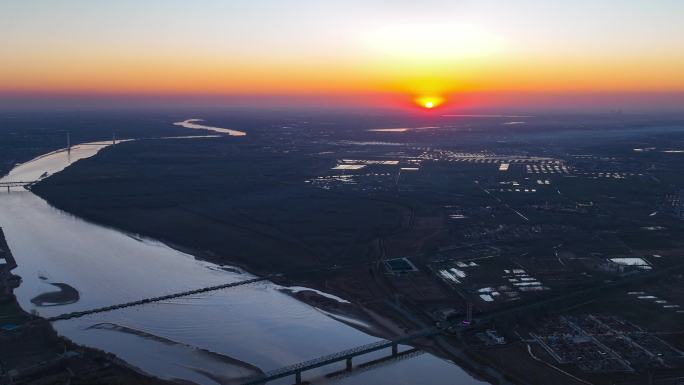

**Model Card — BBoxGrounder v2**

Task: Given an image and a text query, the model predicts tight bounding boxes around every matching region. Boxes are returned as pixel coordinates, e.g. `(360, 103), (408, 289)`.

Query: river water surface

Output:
(0, 138), (487, 385)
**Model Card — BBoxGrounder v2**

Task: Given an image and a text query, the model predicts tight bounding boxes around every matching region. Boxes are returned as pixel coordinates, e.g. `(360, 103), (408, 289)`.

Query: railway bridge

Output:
(241, 327), (440, 385)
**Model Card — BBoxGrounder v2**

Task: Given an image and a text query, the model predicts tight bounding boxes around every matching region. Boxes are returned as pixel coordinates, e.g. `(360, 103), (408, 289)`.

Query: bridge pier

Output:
(295, 371), (302, 384)
(391, 343), (398, 356)
(346, 357), (353, 371)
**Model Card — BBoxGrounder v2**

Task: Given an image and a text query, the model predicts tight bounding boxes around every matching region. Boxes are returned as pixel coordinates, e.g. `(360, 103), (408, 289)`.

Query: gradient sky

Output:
(2, 0), (684, 111)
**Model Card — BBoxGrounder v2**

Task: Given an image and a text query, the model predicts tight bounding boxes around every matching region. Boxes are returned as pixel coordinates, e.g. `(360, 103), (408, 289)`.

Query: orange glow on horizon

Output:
(3, 52), (684, 103)
(2, 2), (684, 110)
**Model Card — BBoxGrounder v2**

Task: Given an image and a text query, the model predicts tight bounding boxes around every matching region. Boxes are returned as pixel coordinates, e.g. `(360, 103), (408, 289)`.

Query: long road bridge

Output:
(44, 276), (269, 322)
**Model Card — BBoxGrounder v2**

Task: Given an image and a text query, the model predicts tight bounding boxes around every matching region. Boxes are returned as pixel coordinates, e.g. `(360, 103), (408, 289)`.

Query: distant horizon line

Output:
(1, 90), (683, 114)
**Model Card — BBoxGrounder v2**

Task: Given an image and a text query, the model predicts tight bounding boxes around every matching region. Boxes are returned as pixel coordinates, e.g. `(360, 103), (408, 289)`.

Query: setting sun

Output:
(415, 95), (445, 110)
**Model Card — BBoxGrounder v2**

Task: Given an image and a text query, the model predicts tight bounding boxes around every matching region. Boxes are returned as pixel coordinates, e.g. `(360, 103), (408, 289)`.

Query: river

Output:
(0, 137), (487, 385)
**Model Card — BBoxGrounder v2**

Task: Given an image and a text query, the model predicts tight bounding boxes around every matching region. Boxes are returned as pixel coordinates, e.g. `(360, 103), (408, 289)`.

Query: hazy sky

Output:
(2, 0), (684, 110)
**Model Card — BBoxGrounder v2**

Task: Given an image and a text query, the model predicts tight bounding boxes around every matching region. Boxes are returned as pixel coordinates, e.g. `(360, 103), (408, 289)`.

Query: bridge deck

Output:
(241, 327), (437, 385)
(0, 181), (36, 186)
(47, 277), (268, 322)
